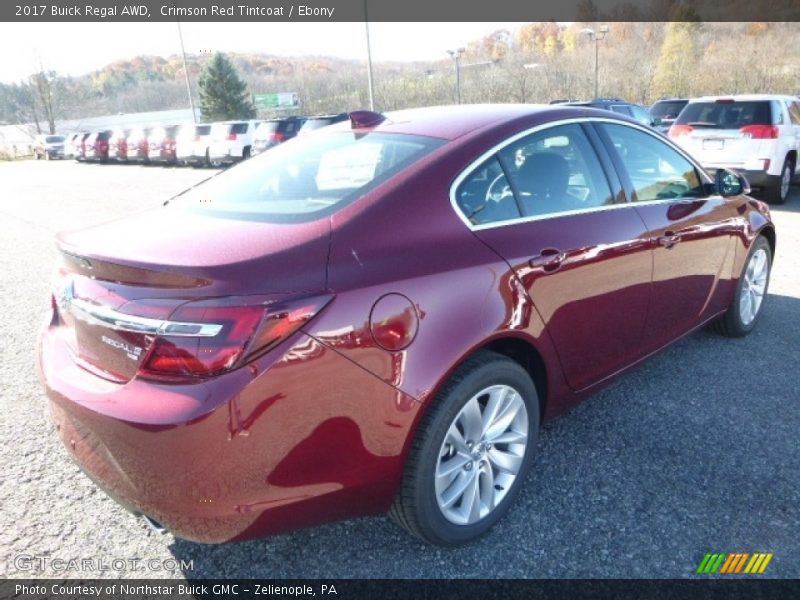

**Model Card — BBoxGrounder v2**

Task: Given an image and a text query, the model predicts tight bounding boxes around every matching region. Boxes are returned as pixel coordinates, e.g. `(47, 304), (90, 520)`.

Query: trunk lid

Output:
(54, 207), (330, 382)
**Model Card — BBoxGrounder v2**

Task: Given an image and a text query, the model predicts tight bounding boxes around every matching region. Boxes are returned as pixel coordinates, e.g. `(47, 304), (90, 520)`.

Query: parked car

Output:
(251, 117), (306, 156)
(108, 129), (130, 162)
(38, 105), (775, 547)
(555, 98), (653, 127)
(176, 123), (212, 167)
(72, 132), (90, 161)
(33, 134), (66, 160)
(147, 125), (180, 165)
(63, 134), (78, 160)
(208, 120), (260, 165)
(649, 97), (690, 134)
(297, 112), (350, 136)
(126, 128), (152, 164)
(669, 94), (800, 204)
(84, 130), (112, 162)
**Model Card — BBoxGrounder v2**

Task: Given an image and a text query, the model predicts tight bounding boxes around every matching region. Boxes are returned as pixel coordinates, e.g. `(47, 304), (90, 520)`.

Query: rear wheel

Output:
(767, 157), (793, 205)
(390, 350), (539, 545)
(709, 235), (771, 337)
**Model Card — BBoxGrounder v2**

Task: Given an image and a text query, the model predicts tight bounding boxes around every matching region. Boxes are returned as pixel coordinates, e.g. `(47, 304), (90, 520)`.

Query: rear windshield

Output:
(196, 125), (211, 135)
(46, 135), (64, 143)
(675, 101), (773, 128)
(173, 132), (444, 223)
(650, 100), (688, 120)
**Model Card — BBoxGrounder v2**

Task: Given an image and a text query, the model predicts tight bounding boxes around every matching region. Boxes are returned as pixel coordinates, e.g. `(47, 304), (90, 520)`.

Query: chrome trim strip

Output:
(68, 296), (222, 337)
(449, 116), (714, 232)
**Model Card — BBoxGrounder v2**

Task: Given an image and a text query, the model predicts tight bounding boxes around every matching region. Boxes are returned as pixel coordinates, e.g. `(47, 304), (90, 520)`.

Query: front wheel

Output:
(390, 350), (539, 545)
(709, 235), (772, 337)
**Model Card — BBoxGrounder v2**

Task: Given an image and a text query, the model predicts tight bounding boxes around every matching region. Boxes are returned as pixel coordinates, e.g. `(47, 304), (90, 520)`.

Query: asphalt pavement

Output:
(1, 160), (798, 579)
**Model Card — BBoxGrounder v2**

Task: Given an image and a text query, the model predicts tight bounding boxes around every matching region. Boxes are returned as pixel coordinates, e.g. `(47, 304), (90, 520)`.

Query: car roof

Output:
(323, 104), (614, 141)
(689, 94), (796, 103)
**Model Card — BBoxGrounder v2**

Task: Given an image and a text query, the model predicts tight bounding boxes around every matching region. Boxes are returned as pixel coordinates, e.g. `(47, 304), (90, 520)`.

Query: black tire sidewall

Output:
(412, 358), (539, 545)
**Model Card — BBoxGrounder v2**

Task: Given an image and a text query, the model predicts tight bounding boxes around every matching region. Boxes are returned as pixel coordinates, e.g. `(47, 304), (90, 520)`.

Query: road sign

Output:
(254, 93), (300, 110)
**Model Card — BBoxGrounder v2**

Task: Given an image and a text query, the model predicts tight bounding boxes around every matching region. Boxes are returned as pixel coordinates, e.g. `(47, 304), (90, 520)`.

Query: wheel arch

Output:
(758, 224), (776, 262)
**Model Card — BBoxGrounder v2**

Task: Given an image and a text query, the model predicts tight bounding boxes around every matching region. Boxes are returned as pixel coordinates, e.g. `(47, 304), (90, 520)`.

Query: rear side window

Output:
(675, 101), (773, 129)
(600, 123), (704, 201)
(176, 132), (443, 223)
(455, 158), (520, 226)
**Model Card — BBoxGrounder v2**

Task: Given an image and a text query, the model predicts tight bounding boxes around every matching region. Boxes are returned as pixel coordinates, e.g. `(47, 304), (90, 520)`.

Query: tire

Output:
(243, 146), (251, 160)
(390, 350), (540, 545)
(709, 235), (772, 337)
(766, 157), (793, 205)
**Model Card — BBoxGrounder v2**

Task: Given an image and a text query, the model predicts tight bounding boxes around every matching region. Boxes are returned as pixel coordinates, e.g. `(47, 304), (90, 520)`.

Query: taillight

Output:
(740, 125), (778, 139)
(270, 132), (285, 143)
(138, 294), (332, 381)
(668, 124), (693, 138)
(227, 133), (237, 141)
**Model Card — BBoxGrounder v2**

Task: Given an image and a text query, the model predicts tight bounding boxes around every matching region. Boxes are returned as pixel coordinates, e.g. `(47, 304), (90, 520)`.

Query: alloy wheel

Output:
(739, 247), (769, 326)
(435, 384), (528, 525)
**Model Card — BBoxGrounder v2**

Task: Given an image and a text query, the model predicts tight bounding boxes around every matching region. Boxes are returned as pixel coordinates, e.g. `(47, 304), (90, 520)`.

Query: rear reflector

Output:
(668, 124), (693, 138)
(740, 125), (778, 139)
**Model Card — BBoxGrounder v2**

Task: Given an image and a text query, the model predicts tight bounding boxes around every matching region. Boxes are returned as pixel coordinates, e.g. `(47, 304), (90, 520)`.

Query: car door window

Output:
(599, 123), (705, 201)
(455, 157), (521, 226)
(498, 124), (615, 217)
(787, 102), (800, 125)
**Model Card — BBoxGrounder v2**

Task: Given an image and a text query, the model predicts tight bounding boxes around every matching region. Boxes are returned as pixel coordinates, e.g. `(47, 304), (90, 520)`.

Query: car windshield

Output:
(675, 101), (772, 129)
(650, 101), (688, 120)
(173, 131), (444, 223)
(45, 135), (64, 143)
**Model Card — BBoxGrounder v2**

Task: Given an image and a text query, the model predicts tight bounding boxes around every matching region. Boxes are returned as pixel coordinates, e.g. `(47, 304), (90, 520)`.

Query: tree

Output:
(198, 53), (255, 121)
(652, 22), (699, 99)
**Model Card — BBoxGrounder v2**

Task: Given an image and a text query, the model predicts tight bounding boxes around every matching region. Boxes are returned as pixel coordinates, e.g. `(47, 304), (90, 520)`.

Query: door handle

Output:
(529, 248), (567, 272)
(657, 232), (681, 248)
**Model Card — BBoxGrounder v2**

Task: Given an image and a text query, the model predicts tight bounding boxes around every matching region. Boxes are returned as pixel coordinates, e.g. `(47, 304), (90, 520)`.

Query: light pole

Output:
(176, 20), (197, 123)
(364, 0), (375, 111)
(447, 48), (466, 104)
(581, 25), (609, 99)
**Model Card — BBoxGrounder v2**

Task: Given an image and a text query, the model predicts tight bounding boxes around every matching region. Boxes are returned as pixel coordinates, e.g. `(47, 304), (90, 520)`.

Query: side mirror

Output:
(715, 168), (750, 197)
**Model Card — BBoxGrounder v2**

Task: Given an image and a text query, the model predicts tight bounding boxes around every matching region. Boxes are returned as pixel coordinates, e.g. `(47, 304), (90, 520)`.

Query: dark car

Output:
(39, 105), (775, 546)
(250, 117), (306, 156)
(84, 130), (112, 162)
(147, 125), (180, 165)
(297, 112), (350, 136)
(33, 134), (66, 160)
(555, 98), (653, 127)
(649, 98), (690, 134)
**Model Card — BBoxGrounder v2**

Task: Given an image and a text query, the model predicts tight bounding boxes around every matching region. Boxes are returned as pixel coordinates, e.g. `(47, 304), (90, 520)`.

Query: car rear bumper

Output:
(38, 320), (420, 543)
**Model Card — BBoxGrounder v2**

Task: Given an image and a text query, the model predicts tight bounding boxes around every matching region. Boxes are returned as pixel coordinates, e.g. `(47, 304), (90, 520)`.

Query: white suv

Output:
(669, 94), (800, 204)
(208, 120), (261, 166)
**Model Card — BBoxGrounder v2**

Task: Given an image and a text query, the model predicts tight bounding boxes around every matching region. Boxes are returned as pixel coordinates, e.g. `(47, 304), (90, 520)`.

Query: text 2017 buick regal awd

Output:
(38, 106), (775, 545)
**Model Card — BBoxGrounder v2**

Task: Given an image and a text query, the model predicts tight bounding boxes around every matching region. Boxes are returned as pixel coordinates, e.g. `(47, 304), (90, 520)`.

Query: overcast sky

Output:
(0, 22), (522, 83)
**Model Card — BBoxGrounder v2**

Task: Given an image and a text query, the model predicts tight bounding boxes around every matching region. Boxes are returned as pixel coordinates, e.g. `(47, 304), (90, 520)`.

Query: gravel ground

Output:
(1, 160), (798, 579)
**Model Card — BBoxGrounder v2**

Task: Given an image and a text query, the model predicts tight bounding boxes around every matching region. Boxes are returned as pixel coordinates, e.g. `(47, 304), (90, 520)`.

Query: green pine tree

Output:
(198, 53), (255, 121)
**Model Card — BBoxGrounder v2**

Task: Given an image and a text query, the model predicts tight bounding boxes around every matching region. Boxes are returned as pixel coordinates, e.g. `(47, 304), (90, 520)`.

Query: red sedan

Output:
(38, 106), (775, 545)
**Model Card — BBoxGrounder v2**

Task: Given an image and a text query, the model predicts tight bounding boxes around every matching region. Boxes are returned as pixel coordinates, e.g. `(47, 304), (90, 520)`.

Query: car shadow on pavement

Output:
(165, 293), (800, 579)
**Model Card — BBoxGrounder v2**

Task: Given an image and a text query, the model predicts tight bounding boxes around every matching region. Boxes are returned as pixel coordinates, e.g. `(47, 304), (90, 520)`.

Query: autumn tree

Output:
(652, 22), (699, 98)
(198, 52), (255, 121)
